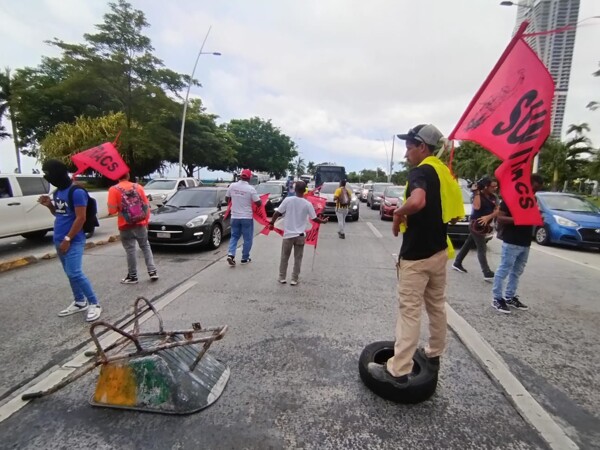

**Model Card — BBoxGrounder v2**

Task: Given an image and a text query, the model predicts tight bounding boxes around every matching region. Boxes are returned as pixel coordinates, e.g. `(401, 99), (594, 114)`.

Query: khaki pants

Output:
(279, 235), (305, 282)
(387, 250), (448, 377)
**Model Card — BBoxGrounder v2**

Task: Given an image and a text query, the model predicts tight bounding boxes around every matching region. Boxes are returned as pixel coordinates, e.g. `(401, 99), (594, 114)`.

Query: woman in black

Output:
(452, 177), (498, 280)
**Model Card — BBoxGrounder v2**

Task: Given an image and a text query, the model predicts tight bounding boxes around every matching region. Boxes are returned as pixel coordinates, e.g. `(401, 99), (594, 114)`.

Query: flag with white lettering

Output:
(448, 21), (554, 225)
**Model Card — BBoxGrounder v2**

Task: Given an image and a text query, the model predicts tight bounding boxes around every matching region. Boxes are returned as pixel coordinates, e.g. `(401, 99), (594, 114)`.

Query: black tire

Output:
(353, 212), (359, 221)
(366, 200), (371, 207)
(208, 224), (223, 249)
(358, 341), (438, 404)
(21, 230), (48, 240)
(85, 230), (95, 239)
(534, 226), (550, 246)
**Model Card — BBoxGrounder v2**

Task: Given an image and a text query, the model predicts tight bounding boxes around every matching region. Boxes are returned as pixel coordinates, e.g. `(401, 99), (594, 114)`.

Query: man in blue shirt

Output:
(38, 160), (101, 322)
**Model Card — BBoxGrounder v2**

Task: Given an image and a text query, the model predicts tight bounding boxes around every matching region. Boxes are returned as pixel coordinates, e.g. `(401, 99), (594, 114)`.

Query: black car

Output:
(148, 187), (231, 248)
(255, 182), (287, 216)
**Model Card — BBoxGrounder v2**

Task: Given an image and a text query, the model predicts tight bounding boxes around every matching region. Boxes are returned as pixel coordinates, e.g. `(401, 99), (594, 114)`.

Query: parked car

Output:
(360, 183), (372, 202)
(379, 186), (405, 220)
(348, 183), (363, 198)
(256, 181), (287, 216)
(144, 177), (201, 208)
(447, 186), (492, 246)
(148, 187), (230, 248)
(367, 183), (394, 210)
(316, 182), (359, 221)
(534, 192), (600, 249)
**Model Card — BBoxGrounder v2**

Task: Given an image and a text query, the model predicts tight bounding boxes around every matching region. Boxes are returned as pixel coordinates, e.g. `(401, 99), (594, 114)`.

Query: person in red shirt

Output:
(107, 172), (158, 284)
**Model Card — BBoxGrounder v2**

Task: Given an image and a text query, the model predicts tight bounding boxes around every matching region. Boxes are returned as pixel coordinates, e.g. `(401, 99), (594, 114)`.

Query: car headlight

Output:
(351, 195), (358, 201)
(553, 215), (578, 227)
(147, 194), (153, 201)
(186, 215), (208, 228)
(160, 194), (168, 200)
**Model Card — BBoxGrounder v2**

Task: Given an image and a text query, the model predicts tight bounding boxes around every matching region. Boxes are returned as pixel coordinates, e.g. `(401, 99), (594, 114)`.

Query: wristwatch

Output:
(63, 236), (71, 242)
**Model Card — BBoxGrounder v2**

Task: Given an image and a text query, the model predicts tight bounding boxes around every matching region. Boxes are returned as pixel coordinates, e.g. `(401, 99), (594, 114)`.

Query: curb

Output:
(0, 235), (121, 274)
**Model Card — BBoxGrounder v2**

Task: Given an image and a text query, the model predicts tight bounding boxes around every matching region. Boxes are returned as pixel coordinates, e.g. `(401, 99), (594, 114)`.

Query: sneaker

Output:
(241, 258), (251, 265)
(492, 298), (511, 314)
(121, 274), (138, 284)
(452, 263), (467, 274)
(416, 348), (440, 371)
(483, 271), (495, 282)
(506, 296), (529, 310)
(278, 279), (287, 284)
(86, 304), (102, 322)
(148, 271), (159, 281)
(367, 363), (409, 387)
(339, 233), (345, 239)
(58, 301), (88, 317)
(290, 280), (298, 286)
(227, 255), (235, 266)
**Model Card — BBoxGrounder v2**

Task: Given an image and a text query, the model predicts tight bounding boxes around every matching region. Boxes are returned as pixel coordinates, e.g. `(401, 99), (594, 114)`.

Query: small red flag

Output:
(70, 142), (129, 180)
(449, 22), (554, 226)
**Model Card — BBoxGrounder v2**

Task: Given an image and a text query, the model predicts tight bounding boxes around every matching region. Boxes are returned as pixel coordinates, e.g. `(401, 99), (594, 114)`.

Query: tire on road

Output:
(534, 226), (550, 246)
(21, 230), (48, 240)
(208, 224), (223, 249)
(358, 340), (438, 404)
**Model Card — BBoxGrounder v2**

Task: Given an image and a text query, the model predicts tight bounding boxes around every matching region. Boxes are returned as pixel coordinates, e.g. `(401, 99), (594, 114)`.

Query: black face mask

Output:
(42, 160), (72, 190)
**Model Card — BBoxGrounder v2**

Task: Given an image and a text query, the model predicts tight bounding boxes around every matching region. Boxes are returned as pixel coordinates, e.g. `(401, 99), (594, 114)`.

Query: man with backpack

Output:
(333, 179), (353, 239)
(38, 159), (102, 322)
(108, 172), (158, 284)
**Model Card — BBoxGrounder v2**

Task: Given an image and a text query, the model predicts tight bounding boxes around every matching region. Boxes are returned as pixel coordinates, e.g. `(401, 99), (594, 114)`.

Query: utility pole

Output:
(389, 135), (395, 183)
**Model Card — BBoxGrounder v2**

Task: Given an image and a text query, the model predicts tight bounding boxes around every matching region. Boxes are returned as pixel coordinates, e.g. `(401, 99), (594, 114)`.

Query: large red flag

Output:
(449, 22), (554, 225)
(70, 142), (129, 180)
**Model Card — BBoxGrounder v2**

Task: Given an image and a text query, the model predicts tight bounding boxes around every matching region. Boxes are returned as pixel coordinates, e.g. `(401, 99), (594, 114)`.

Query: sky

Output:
(1, 0), (599, 178)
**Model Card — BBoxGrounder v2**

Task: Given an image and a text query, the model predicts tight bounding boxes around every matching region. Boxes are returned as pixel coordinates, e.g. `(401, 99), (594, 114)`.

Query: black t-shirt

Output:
(497, 201), (532, 247)
(400, 165), (447, 260)
(470, 193), (497, 221)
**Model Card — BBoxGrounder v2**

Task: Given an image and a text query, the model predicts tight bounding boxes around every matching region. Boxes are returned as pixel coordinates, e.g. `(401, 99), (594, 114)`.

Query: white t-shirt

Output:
(276, 196), (317, 238)
(226, 181), (260, 219)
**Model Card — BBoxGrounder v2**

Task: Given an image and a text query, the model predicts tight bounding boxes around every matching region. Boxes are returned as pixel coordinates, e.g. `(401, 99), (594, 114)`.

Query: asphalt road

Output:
(0, 204), (598, 449)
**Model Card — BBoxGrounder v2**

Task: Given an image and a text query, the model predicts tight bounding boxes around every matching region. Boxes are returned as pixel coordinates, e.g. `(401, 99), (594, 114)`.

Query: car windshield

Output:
(373, 184), (392, 195)
(384, 187), (404, 197)
(166, 190), (217, 208)
(539, 194), (599, 213)
(144, 180), (176, 190)
(256, 184), (283, 195)
(320, 183), (339, 194)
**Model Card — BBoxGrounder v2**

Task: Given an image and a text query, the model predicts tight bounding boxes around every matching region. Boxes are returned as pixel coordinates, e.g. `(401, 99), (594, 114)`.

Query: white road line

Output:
(530, 245), (600, 272)
(446, 304), (579, 450)
(366, 222), (383, 238)
(0, 280), (198, 424)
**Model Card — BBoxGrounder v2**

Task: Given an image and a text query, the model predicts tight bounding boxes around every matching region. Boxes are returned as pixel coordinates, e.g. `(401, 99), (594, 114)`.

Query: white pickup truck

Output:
(143, 177), (202, 208)
(0, 173), (109, 240)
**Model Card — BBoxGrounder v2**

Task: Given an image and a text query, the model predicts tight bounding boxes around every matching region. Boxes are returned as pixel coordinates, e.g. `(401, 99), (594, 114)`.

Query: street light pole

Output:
(178, 26), (221, 178)
(389, 135), (395, 182)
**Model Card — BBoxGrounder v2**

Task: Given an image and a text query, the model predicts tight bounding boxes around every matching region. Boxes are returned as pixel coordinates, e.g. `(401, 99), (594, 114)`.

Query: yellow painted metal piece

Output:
(93, 363), (137, 406)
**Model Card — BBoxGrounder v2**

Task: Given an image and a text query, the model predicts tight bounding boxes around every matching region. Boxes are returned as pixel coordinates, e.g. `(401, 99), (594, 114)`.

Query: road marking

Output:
(530, 245), (600, 272)
(0, 280), (198, 424)
(446, 304), (579, 450)
(366, 222), (383, 238)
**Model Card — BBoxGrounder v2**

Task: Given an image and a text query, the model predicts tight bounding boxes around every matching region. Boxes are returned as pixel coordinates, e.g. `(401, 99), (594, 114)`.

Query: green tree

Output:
(346, 171), (360, 182)
(539, 129), (591, 191)
(587, 62), (600, 111)
(225, 117), (297, 177)
(446, 141), (500, 182)
(289, 156), (305, 178)
(0, 68), (22, 172)
(306, 161), (316, 176)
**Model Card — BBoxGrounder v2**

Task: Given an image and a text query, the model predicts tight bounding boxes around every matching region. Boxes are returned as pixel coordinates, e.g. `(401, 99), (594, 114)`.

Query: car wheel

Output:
(208, 224), (223, 249)
(353, 213), (359, 221)
(367, 200), (370, 207)
(21, 230), (48, 240)
(535, 226), (550, 246)
(358, 341), (438, 404)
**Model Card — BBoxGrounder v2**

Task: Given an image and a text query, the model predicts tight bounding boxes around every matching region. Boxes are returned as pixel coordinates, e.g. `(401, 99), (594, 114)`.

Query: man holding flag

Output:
(368, 124), (464, 387)
(269, 181), (328, 285)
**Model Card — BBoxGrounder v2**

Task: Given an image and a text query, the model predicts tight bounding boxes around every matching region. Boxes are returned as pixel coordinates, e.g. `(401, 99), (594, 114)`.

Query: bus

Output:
(314, 164), (346, 188)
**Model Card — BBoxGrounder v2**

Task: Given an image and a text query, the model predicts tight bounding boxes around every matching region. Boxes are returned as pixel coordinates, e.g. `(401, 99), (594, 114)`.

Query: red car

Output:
(379, 186), (405, 220)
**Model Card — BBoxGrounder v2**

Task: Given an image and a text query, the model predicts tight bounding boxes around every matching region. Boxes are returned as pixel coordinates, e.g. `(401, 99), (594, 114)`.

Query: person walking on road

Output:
(452, 177), (498, 280)
(38, 159), (102, 322)
(368, 124), (464, 387)
(334, 179), (353, 239)
(226, 169), (262, 266)
(491, 174), (544, 314)
(107, 172), (158, 284)
(269, 181), (328, 285)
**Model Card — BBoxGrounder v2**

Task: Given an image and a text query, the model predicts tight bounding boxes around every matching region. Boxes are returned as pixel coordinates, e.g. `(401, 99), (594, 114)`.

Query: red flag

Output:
(449, 22), (554, 226)
(304, 220), (321, 247)
(70, 142), (129, 180)
(252, 194), (271, 227)
(304, 191), (326, 216)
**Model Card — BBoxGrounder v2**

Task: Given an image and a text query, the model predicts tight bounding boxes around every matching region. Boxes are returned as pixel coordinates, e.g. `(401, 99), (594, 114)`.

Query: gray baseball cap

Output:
(397, 124), (443, 146)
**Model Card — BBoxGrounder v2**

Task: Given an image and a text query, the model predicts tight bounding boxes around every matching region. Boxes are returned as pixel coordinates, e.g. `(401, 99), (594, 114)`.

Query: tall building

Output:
(512, 0), (580, 140)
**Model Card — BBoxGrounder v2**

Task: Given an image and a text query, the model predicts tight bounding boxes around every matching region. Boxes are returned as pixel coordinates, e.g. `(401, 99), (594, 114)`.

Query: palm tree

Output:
(306, 161), (316, 175)
(0, 68), (21, 173)
(566, 123), (591, 139)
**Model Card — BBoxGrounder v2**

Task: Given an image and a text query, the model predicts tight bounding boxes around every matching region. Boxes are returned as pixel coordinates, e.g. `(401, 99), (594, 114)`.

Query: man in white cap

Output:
(368, 124), (464, 387)
(225, 169), (262, 265)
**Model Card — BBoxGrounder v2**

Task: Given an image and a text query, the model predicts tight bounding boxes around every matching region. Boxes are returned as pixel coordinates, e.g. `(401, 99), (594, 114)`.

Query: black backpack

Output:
(67, 185), (99, 234)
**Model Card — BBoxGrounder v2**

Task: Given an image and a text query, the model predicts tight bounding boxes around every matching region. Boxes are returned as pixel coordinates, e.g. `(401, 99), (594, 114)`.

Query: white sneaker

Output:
(278, 279), (287, 284)
(86, 304), (102, 322)
(290, 280), (298, 286)
(58, 301), (88, 317)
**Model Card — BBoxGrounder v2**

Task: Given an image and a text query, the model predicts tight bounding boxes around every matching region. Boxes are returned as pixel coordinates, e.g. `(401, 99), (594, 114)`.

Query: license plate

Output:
(156, 232), (170, 239)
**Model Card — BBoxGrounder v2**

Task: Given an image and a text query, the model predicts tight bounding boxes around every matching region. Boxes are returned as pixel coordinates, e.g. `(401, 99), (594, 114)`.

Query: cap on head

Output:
(240, 169), (252, 180)
(397, 124), (444, 147)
